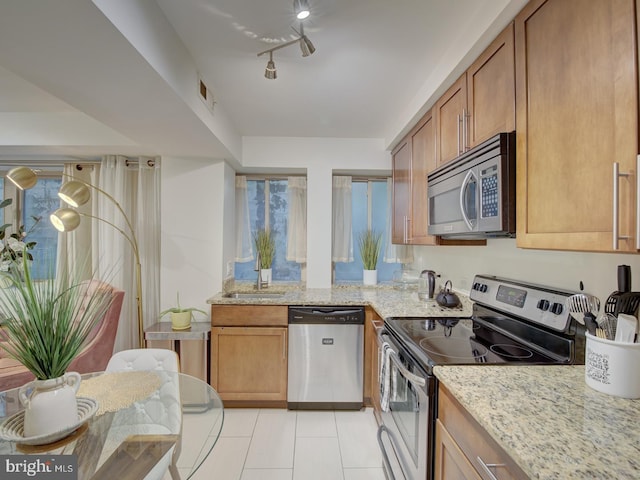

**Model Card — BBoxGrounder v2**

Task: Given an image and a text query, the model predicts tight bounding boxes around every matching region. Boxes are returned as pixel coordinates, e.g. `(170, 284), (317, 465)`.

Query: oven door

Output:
(377, 330), (435, 480)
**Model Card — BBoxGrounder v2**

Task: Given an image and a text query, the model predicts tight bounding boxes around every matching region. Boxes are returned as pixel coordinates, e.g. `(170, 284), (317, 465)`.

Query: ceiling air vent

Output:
(198, 74), (215, 112)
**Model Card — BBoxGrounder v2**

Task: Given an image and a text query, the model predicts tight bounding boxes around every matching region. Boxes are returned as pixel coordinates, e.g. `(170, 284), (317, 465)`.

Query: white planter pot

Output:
(19, 372), (81, 437)
(171, 311), (192, 330)
(261, 268), (272, 285)
(363, 269), (378, 286)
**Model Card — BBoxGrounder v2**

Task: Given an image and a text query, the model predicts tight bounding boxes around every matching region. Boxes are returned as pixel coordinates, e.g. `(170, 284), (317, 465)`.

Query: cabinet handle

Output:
(476, 456), (505, 480)
(636, 155), (640, 250)
(613, 162), (631, 250)
(406, 217), (412, 243)
(403, 215), (409, 244)
(463, 109), (471, 151)
(457, 114), (462, 155)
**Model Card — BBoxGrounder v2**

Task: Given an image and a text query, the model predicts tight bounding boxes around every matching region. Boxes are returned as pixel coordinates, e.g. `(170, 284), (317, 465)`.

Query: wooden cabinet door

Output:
(434, 420), (482, 480)
(515, 0), (638, 252)
(211, 326), (287, 402)
(435, 74), (467, 167)
(391, 138), (412, 244)
(467, 22), (515, 147)
(410, 110), (438, 245)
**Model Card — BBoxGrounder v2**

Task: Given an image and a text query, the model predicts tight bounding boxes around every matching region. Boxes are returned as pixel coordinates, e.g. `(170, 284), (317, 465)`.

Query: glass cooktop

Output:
(385, 311), (574, 373)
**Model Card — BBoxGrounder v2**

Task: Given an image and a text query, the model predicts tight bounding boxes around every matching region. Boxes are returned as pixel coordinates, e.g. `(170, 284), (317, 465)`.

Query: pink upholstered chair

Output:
(0, 281), (125, 391)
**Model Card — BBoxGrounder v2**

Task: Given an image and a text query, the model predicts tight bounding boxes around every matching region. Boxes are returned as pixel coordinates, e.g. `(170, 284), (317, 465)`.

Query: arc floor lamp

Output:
(6, 166), (145, 348)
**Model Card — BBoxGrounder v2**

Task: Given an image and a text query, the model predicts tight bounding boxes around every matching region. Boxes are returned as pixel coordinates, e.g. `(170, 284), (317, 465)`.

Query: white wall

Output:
(160, 157), (234, 318)
(411, 239), (640, 307)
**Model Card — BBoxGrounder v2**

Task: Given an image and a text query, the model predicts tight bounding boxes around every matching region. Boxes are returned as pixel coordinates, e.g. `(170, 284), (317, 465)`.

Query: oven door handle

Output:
(378, 330), (427, 388)
(389, 348), (426, 388)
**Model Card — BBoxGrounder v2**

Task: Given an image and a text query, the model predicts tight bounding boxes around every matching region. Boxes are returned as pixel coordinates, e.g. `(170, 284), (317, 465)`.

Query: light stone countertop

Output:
(433, 365), (640, 480)
(207, 284), (474, 319)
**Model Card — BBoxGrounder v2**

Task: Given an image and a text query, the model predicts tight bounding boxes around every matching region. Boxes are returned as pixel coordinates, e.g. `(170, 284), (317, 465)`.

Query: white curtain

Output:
(287, 177), (307, 263)
(56, 163), (93, 281)
(91, 155), (161, 351)
(383, 178), (414, 264)
(332, 176), (353, 262)
(235, 176), (253, 262)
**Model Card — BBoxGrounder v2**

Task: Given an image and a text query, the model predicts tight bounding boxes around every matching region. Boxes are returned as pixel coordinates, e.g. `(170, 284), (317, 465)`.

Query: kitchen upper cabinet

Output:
(210, 305), (288, 405)
(515, 0), (638, 252)
(435, 23), (515, 168)
(392, 110), (439, 245)
(435, 75), (467, 166)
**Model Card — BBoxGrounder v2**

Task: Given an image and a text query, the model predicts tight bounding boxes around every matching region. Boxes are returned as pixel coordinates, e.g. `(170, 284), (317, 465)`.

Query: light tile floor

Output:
(180, 407), (385, 480)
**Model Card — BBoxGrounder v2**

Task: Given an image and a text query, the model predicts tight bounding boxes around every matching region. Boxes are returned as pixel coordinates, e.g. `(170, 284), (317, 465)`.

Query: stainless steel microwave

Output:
(427, 131), (515, 238)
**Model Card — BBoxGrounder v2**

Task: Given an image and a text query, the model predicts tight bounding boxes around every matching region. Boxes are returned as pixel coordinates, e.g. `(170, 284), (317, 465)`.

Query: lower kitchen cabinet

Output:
(211, 326), (287, 404)
(436, 384), (527, 480)
(210, 304), (288, 406)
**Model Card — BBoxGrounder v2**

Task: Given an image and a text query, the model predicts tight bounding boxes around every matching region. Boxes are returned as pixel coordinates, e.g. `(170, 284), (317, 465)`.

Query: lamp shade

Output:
(7, 167), (37, 190)
(58, 181), (91, 207)
(50, 208), (81, 232)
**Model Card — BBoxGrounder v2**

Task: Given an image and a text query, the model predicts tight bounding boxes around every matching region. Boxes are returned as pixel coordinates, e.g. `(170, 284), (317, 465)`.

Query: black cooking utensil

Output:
(604, 265), (631, 314)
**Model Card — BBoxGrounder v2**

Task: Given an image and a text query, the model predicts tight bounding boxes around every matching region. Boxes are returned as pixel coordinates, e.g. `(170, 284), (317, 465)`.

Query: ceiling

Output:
(0, 0), (526, 162)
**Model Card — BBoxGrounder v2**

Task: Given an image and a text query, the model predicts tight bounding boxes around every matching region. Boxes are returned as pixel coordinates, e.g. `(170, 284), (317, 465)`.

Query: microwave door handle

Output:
(459, 169), (476, 230)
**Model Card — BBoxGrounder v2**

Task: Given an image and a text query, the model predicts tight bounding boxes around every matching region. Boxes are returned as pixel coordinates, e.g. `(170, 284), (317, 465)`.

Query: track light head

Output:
(300, 36), (315, 57)
(294, 0), (310, 20)
(265, 52), (277, 79)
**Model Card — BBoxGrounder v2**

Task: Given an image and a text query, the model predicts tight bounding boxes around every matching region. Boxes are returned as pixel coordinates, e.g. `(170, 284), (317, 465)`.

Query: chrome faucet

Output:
(254, 252), (268, 290)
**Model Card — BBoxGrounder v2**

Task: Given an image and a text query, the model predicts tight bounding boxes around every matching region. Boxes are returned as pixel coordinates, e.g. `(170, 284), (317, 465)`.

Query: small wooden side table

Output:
(144, 322), (211, 383)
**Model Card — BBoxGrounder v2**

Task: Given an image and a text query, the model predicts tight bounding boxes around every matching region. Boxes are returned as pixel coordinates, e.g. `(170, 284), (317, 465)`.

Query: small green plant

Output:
(0, 254), (113, 380)
(0, 198), (40, 274)
(253, 228), (275, 269)
(358, 229), (382, 270)
(160, 292), (207, 318)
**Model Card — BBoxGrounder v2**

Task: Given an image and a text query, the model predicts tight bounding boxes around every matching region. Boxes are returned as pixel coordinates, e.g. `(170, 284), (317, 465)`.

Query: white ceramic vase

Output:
(363, 269), (378, 286)
(19, 371), (81, 438)
(261, 268), (272, 285)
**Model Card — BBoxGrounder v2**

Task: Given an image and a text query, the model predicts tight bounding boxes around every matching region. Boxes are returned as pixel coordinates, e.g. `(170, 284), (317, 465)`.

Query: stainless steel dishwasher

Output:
(287, 306), (365, 410)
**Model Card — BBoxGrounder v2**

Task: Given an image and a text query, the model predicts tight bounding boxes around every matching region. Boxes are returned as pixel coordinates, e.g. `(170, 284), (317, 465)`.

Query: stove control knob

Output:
(472, 282), (479, 291)
(480, 284), (488, 293)
(550, 302), (564, 315)
(537, 299), (550, 311)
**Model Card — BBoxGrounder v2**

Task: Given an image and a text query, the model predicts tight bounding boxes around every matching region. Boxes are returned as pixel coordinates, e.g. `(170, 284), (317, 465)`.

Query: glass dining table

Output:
(0, 371), (224, 480)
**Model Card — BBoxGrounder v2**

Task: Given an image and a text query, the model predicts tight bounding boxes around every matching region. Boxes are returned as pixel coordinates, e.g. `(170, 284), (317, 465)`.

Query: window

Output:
(235, 178), (301, 282)
(1, 170), (62, 280)
(334, 179), (400, 282)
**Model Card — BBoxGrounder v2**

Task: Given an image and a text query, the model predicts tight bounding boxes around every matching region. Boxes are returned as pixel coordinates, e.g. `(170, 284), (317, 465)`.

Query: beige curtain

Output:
(332, 176), (353, 262)
(286, 177), (307, 263)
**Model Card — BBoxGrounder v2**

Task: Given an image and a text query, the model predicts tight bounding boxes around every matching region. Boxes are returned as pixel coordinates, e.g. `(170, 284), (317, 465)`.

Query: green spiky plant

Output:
(0, 253), (114, 380)
(253, 228), (275, 269)
(358, 229), (383, 271)
(160, 292), (207, 317)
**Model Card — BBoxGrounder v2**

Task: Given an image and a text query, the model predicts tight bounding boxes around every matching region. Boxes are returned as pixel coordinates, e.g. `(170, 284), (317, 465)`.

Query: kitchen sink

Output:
(222, 291), (286, 299)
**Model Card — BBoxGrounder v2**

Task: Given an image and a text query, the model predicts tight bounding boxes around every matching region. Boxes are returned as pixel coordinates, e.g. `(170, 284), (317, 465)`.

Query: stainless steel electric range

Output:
(376, 274), (586, 480)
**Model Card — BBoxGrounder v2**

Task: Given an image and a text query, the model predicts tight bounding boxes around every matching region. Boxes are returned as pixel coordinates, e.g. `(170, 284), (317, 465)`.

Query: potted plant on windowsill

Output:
(254, 228), (275, 286)
(160, 292), (207, 330)
(358, 229), (382, 286)
(0, 253), (114, 439)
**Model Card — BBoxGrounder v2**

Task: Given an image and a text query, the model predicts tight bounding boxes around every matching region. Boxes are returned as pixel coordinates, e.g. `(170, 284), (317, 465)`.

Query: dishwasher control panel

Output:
(288, 306), (365, 325)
